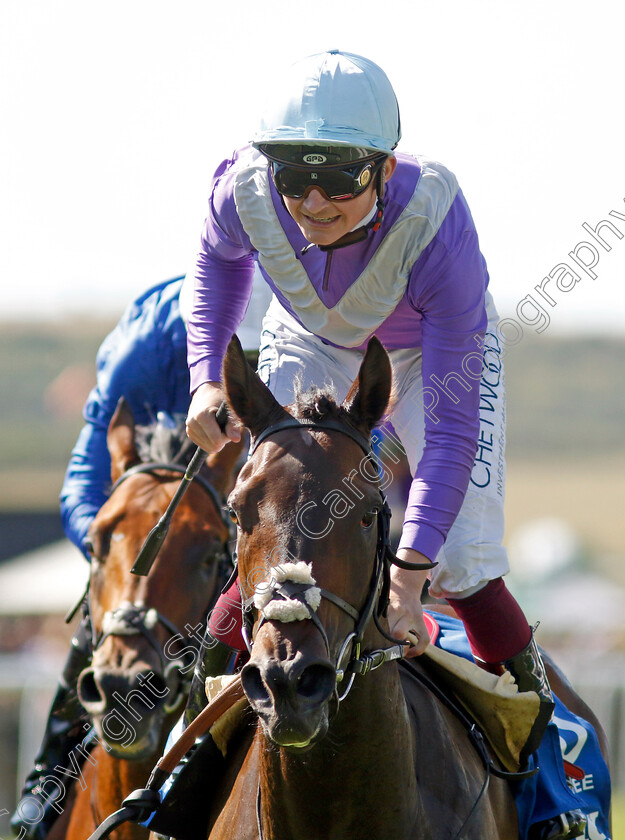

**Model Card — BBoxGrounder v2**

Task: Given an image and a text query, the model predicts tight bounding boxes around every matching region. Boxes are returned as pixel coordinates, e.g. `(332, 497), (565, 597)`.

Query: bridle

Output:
(109, 460), (226, 516)
(89, 460), (234, 713)
(240, 416), (435, 704)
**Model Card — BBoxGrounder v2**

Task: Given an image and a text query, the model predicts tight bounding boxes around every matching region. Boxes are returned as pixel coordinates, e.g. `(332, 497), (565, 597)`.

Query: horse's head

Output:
(77, 400), (243, 759)
(222, 335), (393, 750)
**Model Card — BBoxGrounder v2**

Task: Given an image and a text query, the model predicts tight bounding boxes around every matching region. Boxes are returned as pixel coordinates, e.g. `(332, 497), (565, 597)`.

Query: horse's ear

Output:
(107, 397), (140, 484)
(341, 337), (392, 435)
(222, 334), (288, 437)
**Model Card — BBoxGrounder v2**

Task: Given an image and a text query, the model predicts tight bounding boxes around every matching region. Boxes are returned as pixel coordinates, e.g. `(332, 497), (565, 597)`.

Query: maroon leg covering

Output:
(447, 578), (532, 665)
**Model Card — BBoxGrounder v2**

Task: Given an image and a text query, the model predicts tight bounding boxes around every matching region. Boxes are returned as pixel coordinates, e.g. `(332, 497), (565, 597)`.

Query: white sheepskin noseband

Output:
(253, 561), (321, 622)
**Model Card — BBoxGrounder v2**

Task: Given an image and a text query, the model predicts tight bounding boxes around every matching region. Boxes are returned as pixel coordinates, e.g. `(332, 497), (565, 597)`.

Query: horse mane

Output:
(134, 418), (195, 467)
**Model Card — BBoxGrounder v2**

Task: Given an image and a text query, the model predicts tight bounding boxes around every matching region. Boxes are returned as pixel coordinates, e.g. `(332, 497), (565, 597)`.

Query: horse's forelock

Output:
(134, 421), (191, 466)
(291, 381), (347, 424)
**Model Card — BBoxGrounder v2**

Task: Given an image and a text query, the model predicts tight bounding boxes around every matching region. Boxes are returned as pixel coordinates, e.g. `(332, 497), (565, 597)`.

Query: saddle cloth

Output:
(423, 609), (612, 839)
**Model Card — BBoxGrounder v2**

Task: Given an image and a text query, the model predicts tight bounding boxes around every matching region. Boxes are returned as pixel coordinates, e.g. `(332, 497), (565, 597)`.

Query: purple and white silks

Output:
(187, 147), (495, 568)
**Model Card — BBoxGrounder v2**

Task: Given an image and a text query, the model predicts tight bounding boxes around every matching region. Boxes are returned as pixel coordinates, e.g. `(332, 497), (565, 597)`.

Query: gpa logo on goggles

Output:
(303, 153), (327, 165)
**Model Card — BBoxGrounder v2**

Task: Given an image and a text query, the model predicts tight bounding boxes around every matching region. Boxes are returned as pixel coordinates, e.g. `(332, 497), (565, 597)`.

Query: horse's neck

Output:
(61, 744), (150, 839)
(259, 664), (420, 839)
(87, 747), (155, 839)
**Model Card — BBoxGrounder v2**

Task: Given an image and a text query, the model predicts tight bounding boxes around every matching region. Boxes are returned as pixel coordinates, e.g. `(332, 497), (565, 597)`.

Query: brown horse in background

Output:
(200, 336), (519, 840)
(48, 400), (243, 840)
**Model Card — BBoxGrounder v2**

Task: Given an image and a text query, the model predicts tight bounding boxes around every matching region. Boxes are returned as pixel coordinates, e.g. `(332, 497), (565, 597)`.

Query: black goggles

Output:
(271, 157), (386, 201)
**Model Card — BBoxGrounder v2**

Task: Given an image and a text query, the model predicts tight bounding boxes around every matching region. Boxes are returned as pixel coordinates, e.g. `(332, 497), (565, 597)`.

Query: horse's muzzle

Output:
(77, 659), (171, 758)
(241, 653), (336, 748)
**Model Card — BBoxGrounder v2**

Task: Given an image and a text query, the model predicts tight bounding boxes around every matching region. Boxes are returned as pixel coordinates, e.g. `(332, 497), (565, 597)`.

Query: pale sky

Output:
(2, 0), (624, 333)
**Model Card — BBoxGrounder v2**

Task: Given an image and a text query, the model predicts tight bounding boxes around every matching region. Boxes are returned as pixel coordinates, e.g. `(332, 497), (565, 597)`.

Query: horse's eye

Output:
(227, 507), (239, 525)
(86, 530), (110, 563)
(361, 510), (377, 528)
(202, 551), (221, 568)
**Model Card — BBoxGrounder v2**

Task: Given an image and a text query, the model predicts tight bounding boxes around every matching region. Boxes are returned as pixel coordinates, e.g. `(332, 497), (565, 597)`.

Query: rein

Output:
(82, 420), (520, 840)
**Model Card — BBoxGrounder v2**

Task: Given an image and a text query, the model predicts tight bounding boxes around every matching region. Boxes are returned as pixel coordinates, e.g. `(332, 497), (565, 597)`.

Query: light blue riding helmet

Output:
(253, 50), (401, 165)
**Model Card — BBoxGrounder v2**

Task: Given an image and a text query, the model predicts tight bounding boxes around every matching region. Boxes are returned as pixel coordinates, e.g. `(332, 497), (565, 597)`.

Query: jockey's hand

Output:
(186, 381), (242, 453)
(388, 553), (431, 658)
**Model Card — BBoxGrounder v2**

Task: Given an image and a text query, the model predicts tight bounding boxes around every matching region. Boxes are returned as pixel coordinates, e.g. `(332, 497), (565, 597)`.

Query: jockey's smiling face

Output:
(282, 156), (396, 247)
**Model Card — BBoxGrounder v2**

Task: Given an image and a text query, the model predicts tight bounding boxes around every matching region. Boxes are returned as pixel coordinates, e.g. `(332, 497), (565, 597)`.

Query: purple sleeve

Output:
(187, 157), (256, 391)
(398, 197), (488, 559)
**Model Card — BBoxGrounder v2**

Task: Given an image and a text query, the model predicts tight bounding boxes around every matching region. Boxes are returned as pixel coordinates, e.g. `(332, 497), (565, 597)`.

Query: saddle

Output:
(420, 641), (540, 772)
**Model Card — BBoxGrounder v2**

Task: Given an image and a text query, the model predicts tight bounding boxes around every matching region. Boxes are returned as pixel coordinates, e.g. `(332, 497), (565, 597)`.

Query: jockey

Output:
(182, 49), (583, 840)
(10, 275), (270, 840)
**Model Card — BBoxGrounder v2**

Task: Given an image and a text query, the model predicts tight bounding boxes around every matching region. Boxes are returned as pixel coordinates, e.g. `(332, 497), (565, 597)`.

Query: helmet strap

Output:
(300, 199), (384, 253)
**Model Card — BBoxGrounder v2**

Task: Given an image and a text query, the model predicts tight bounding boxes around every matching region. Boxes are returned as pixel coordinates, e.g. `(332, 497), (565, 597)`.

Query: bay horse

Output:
(195, 334), (610, 840)
(48, 400), (243, 840)
(200, 335), (519, 840)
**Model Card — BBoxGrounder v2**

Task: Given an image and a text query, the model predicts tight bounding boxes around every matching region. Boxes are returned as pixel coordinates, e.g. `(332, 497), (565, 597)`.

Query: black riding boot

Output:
(504, 633), (586, 840)
(503, 631), (556, 767)
(11, 616), (92, 840)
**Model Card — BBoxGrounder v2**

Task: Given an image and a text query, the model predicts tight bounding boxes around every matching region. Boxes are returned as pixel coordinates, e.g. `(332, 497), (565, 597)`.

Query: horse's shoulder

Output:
(399, 658), (451, 719)
(399, 658), (491, 770)
(398, 659), (518, 838)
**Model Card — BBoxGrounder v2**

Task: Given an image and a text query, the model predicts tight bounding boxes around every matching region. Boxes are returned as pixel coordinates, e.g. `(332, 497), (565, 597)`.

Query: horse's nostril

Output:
(297, 663), (336, 702)
(241, 664), (270, 704)
(77, 668), (105, 707)
(147, 671), (169, 698)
